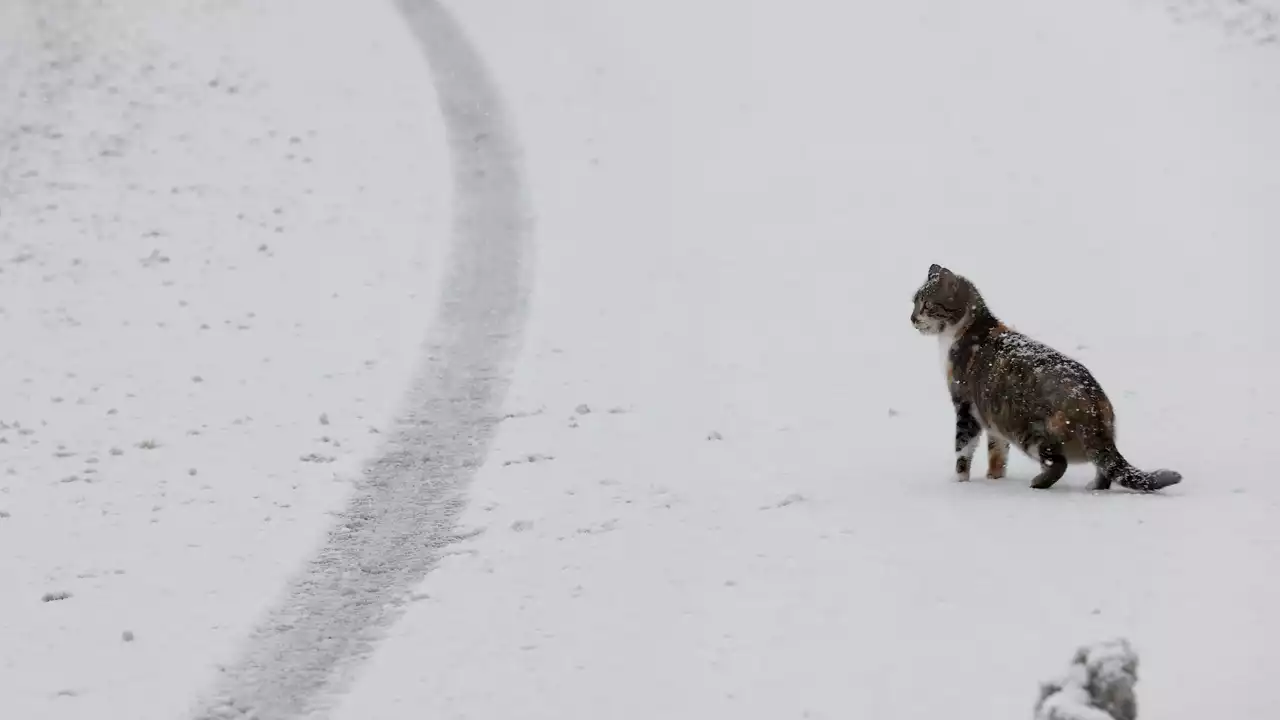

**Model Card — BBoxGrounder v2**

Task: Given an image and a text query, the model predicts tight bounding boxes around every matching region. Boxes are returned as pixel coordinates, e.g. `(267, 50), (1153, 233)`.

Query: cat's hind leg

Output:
(1030, 443), (1068, 490)
(1089, 466), (1111, 491)
(987, 435), (1010, 479)
(954, 402), (982, 482)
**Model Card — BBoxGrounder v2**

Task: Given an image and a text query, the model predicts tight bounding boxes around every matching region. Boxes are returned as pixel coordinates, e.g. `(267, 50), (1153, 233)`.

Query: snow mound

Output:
(1035, 638), (1140, 720)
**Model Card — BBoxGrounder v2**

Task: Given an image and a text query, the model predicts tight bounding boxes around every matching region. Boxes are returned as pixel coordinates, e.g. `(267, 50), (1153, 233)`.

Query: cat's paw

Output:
(986, 468), (1006, 480)
(954, 472), (971, 483)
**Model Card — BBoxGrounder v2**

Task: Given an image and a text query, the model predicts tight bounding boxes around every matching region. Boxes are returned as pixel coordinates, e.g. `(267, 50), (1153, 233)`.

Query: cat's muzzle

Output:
(911, 314), (940, 335)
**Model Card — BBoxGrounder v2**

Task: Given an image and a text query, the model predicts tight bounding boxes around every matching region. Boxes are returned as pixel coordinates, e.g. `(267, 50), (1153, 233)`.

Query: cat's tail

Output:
(1091, 445), (1182, 492)
(1119, 467), (1182, 492)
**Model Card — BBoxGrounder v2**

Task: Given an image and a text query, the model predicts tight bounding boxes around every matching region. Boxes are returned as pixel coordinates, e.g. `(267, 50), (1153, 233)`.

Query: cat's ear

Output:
(928, 263), (952, 279)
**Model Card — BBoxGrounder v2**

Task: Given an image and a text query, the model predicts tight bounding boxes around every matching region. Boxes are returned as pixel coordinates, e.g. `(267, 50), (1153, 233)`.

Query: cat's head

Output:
(910, 264), (977, 335)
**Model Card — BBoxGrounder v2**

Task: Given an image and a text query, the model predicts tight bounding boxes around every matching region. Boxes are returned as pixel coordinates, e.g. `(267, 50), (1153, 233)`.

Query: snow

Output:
(1, 0), (1278, 718)
(0, 0), (452, 717)
(1036, 638), (1140, 720)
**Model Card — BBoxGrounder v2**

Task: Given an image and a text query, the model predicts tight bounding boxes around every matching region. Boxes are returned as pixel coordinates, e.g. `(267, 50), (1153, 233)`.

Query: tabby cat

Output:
(910, 264), (1181, 492)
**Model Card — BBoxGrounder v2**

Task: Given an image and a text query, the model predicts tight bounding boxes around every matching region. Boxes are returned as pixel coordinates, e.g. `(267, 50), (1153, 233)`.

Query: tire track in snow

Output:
(193, 1), (533, 717)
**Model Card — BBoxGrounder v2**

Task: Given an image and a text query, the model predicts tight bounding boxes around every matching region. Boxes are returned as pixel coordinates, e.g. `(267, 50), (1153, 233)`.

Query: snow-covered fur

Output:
(910, 264), (1182, 492)
(1034, 638), (1140, 720)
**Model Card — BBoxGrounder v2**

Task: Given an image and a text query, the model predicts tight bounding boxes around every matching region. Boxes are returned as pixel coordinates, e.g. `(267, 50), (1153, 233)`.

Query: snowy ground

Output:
(2, 0), (1279, 718)
(0, 0), (450, 717)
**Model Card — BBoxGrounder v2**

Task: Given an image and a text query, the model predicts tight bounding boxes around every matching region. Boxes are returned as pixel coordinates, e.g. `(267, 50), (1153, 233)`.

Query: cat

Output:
(910, 264), (1181, 492)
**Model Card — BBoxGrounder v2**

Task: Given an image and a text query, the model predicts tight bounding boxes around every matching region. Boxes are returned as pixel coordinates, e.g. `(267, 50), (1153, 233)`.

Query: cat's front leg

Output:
(953, 401), (982, 482)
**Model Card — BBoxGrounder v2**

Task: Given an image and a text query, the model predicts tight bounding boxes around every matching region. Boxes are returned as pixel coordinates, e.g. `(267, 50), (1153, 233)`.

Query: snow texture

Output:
(1, 0), (453, 717)
(192, 0), (534, 716)
(1151, 0), (1280, 44)
(1, 0), (1279, 718)
(1035, 639), (1140, 720)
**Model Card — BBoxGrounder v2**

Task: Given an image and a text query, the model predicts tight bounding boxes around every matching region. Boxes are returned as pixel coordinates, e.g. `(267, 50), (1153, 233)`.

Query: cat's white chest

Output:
(938, 326), (962, 387)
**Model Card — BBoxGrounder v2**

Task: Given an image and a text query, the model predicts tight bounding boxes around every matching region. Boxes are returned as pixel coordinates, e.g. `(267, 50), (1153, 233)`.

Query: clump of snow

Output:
(1035, 639), (1140, 720)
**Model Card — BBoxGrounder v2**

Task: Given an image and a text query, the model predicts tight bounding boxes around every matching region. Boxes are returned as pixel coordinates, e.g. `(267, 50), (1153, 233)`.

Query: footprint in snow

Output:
(503, 453), (554, 467)
(576, 519), (618, 535)
(762, 493), (806, 510)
